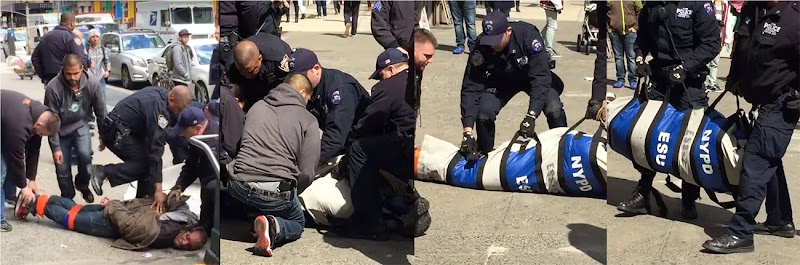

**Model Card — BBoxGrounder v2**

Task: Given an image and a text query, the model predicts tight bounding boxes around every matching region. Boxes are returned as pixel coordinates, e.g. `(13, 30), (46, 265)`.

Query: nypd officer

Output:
(89, 86), (192, 213)
(460, 11), (567, 157)
(227, 32), (293, 112)
(217, 1), (268, 74)
(616, 1), (721, 220)
(703, 0), (799, 254)
(289, 48), (370, 166)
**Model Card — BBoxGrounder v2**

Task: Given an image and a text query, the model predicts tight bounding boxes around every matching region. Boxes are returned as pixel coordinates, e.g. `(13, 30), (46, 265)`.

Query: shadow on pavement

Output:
(607, 176), (734, 239)
(320, 32), (374, 39)
(566, 223), (607, 264)
(320, 231), (413, 265)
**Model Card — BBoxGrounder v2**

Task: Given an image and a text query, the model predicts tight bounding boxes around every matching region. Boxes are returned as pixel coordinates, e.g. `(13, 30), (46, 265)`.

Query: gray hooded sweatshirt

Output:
(231, 83), (320, 192)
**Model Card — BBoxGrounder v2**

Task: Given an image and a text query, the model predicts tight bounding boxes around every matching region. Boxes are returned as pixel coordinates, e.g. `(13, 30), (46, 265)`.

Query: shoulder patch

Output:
(703, 3), (713, 15)
(331, 90), (342, 105)
(157, 114), (168, 129)
(373, 1), (382, 11)
(532, 39), (543, 53)
(278, 54), (291, 73)
(22, 98), (31, 106)
(471, 51), (485, 66)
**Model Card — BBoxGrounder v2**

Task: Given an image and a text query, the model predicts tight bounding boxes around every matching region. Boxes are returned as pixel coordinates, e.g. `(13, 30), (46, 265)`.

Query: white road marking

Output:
(483, 245), (508, 264)
(557, 246), (584, 254)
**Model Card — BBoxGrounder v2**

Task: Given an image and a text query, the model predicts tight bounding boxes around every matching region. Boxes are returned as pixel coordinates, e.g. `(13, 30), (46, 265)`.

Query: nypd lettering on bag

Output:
(561, 134), (603, 197)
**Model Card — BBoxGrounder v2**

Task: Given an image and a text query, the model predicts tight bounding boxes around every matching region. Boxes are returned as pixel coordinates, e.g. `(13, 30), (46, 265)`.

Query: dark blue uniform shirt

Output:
(227, 33), (292, 112)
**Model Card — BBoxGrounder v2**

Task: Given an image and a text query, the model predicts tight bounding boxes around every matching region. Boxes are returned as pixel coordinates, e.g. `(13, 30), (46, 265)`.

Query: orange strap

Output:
(35, 195), (50, 217)
(413, 147), (421, 176)
(66, 205), (84, 231)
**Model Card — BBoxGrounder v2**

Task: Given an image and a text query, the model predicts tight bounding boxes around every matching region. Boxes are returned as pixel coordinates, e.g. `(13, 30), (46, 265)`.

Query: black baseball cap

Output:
(178, 29), (191, 36)
(173, 106), (206, 135)
(479, 11), (510, 47)
(289, 48), (319, 74)
(369, 48), (409, 80)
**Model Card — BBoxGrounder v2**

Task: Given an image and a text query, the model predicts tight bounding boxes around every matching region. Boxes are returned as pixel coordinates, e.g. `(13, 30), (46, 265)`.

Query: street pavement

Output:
(0, 68), (205, 264)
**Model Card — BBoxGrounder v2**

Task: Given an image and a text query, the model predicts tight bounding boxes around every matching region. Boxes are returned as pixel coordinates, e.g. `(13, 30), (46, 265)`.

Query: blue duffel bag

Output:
(605, 77), (751, 207)
(415, 119), (607, 198)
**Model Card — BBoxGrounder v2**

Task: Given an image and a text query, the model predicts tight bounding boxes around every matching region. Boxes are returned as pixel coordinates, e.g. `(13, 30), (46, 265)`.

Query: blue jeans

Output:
(316, 1), (327, 16)
(3, 171), (16, 202)
(42, 195), (117, 238)
(55, 124), (93, 199)
(609, 32), (637, 84)
(1, 152), (7, 222)
(449, 0), (477, 49)
(99, 78), (107, 102)
(228, 180), (305, 247)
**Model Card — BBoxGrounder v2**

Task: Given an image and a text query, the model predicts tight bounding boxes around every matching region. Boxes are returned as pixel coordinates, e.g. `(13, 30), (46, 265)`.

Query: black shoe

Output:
(90, 165), (106, 196)
(301, 14), (306, 19)
(617, 191), (649, 215)
(1, 220), (11, 232)
(79, 189), (95, 203)
(702, 234), (754, 254)
(755, 223), (796, 238)
(681, 201), (698, 220)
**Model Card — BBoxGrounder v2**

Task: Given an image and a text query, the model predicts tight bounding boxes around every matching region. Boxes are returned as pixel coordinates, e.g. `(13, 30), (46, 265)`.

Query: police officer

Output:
(227, 33), (293, 112)
(370, 1), (424, 53)
(89, 86), (192, 213)
(703, 1), (799, 254)
(217, 1), (280, 87)
(460, 11), (567, 158)
(288, 48), (370, 166)
(616, 1), (720, 220)
(166, 100), (207, 165)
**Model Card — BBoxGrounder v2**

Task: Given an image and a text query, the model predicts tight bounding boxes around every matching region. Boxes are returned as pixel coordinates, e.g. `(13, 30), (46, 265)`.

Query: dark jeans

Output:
(333, 0), (340, 13)
(56, 124), (93, 199)
(609, 32), (637, 84)
(343, 1), (361, 35)
(476, 86), (567, 153)
(41, 195), (117, 238)
(100, 131), (155, 198)
(167, 127), (190, 164)
(634, 77), (709, 203)
(228, 180), (304, 247)
(3, 172), (15, 202)
(316, 0), (327, 16)
(344, 134), (413, 223)
(729, 93), (799, 240)
(449, 0), (478, 49)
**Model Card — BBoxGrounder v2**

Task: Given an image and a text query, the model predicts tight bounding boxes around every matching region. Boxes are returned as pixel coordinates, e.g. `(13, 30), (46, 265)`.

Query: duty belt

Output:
(237, 180), (295, 200)
(103, 115), (130, 149)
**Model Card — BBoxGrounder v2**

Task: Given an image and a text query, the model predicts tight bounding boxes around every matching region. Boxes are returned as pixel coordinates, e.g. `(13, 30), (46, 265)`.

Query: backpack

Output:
(165, 43), (179, 71)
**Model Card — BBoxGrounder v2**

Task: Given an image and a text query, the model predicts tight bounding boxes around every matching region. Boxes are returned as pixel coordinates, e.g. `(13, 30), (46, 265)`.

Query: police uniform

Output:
(370, 1), (424, 50)
(218, 1), (278, 78)
(703, 1), (800, 254)
(461, 13), (567, 154)
(166, 101), (207, 165)
(225, 32), (292, 112)
(616, 1), (721, 219)
(94, 87), (172, 199)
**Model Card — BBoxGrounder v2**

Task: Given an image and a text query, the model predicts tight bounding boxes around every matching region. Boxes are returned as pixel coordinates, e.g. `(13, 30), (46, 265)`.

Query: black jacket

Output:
(354, 71), (416, 138)
(227, 33), (292, 112)
(31, 25), (89, 82)
(0, 90), (50, 188)
(218, 1), (262, 38)
(370, 1), (424, 50)
(308, 68), (370, 166)
(219, 85), (245, 160)
(175, 118), (220, 190)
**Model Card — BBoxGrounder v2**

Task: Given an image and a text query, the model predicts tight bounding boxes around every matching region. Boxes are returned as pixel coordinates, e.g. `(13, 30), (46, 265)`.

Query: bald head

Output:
(60, 13), (75, 27)
(234, 41), (259, 67)
(167, 85), (192, 114)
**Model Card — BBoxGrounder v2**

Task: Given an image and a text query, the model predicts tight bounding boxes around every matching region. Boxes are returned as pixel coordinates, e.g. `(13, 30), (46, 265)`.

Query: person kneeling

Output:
(15, 192), (206, 251)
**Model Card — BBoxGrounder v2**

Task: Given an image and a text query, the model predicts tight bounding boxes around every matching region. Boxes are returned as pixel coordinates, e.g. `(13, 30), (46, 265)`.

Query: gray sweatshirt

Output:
(44, 71), (107, 152)
(231, 83), (320, 192)
(170, 43), (192, 82)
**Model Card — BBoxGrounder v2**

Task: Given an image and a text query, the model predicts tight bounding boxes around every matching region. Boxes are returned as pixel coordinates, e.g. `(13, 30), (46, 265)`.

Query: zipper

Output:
(620, 0), (626, 34)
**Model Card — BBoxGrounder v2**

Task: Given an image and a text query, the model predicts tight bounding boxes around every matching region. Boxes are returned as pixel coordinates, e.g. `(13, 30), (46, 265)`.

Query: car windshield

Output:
(194, 44), (214, 65)
(170, 8), (193, 24)
(122, 34), (166, 50)
(193, 7), (214, 24)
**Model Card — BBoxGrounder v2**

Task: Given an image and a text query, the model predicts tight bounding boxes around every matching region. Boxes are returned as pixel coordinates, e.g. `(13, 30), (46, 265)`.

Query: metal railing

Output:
(187, 134), (220, 265)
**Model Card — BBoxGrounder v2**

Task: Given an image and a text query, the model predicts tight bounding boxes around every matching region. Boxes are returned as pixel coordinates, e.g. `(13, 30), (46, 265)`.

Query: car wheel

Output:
(195, 82), (209, 104)
(122, 66), (132, 89)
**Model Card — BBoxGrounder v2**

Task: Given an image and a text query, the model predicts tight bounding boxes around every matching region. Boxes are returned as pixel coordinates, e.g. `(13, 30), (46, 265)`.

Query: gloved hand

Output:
(585, 99), (607, 122)
(460, 131), (481, 161)
(518, 112), (537, 138)
(725, 80), (741, 96)
(636, 56), (651, 78)
(666, 64), (686, 83)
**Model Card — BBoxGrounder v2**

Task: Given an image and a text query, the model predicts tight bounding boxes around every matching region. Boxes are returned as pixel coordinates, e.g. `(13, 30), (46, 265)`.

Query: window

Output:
(102, 34), (120, 50)
(122, 34), (166, 50)
(170, 7), (193, 24)
(194, 44), (214, 65)
(193, 7), (213, 24)
(160, 10), (170, 26)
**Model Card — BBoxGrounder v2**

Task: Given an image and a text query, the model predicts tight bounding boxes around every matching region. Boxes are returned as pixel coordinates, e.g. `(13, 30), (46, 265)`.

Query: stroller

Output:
(576, 1), (600, 55)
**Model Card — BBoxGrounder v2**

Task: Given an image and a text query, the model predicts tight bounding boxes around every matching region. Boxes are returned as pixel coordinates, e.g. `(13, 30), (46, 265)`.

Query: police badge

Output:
(331, 91), (342, 105)
(278, 54), (291, 73)
(157, 114), (168, 129)
(471, 51), (485, 66)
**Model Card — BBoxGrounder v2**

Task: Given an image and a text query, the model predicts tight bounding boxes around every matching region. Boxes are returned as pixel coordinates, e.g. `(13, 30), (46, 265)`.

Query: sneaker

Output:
(629, 82), (638, 90)
(5, 199), (16, 208)
(253, 215), (276, 257)
(711, 84), (723, 93)
(613, 80), (625, 88)
(344, 23), (352, 38)
(453, 47), (464, 54)
(1, 220), (11, 232)
(15, 193), (32, 220)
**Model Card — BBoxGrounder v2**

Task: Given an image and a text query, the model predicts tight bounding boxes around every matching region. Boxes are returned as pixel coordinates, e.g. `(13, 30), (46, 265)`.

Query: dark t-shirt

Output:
(149, 220), (183, 249)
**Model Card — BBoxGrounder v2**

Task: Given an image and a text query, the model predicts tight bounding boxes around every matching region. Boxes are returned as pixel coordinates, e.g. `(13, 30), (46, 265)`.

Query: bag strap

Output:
(664, 174), (736, 209)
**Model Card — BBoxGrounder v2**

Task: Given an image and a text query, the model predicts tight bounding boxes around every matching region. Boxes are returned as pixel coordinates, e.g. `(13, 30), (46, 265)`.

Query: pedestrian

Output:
(410, 28), (438, 114)
(334, 0), (341, 14)
(490, 0), (514, 17)
(343, 0), (362, 38)
(170, 29), (193, 87)
(370, 1), (424, 54)
(616, 1), (721, 220)
(540, 0), (564, 58)
(607, 0), (642, 89)
(703, 0), (799, 254)
(0, 90), (61, 232)
(449, 0), (478, 54)
(31, 13), (89, 88)
(705, 0), (726, 93)
(316, 0), (328, 19)
(44, 54), (106, 203)
(86, 29), (110, 102)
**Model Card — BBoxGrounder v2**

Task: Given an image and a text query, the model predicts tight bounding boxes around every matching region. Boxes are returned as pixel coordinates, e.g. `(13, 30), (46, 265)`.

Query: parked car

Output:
(101, 29), (167, 89)
(146, 38), (217, 103)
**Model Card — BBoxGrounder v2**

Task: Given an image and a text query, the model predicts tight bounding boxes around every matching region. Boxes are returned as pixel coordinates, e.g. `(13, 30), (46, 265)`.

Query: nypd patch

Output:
(373, 1), (382, 11)
(157, 114), (168, 129)
(532, 39), (543, 53)
(484, 20), (494, 34)
(471, 51), (485, 66)
(331, 91), (342, 105)
(278, 54), (291, 72)
(703, 3), (713, 15)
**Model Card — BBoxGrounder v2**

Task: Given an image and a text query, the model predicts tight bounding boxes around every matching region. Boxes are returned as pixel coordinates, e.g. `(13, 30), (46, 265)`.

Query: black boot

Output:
(79, 188), (95, 203)
(755, 223), (796, 238)
(702, 234), (754, 254)
(681, 200), (698, 220)
(617, 189), (649, 215)
(90, 165), (107, 196)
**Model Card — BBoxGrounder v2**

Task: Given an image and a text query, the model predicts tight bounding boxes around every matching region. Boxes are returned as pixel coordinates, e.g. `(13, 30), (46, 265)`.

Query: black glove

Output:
(666, 64), (686, 83)
(636, 57), (651, 78)
(460, 131), (480, 161)
(518, 112), (537, 138)
(585, 99), (605, 121)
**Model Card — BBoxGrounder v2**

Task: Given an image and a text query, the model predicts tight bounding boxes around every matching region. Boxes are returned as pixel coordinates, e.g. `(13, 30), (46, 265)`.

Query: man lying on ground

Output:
(15, 191), (207, 251)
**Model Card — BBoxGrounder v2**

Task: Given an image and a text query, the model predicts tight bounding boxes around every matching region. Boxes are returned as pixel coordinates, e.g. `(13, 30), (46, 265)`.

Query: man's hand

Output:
(103, 71), (109, 78)
(28, 180), (38, 194)
(397, 47), (409, 57)
(460, 131), (480, 161)
(725, 80), (742, 96)
(20, 186), (35, 205)
(52, 150), (63, 165)
(152, 192), (166, 214)
(585, 99), (608, 122)
(100, 197), (110, 206)
(518, 112), (537, 138)
(628, 27), (637, 33)
(635, 56), (651, 78)
(666, 64), (686, 83)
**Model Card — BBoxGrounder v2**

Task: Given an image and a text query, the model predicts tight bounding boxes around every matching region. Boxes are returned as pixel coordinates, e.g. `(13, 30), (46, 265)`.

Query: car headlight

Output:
(130, 58), (147, 67)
